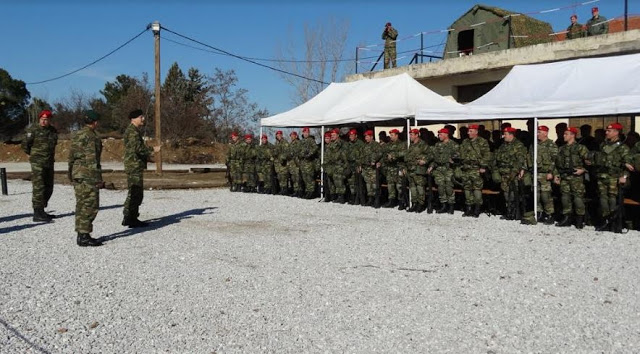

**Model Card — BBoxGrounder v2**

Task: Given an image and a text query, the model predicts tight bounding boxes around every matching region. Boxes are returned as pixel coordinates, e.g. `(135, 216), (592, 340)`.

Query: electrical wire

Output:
(26, 26), (150, 85)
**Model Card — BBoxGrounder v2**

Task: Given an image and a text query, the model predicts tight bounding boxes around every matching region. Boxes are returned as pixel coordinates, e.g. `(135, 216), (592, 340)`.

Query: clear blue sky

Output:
(2, 0), (636, 116)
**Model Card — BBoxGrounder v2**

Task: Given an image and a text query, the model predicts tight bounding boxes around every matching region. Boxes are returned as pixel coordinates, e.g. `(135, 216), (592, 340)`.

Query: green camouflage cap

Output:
(84, 110), (100, 123)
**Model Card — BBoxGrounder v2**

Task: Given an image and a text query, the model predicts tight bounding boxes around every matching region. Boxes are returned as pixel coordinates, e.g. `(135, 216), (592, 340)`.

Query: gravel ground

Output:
(1, 180), (639, 353)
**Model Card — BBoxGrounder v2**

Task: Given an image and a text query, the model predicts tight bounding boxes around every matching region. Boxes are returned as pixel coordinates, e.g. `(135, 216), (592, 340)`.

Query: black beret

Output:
(128, 109), (144, 119)
(84, 110), (100, 124)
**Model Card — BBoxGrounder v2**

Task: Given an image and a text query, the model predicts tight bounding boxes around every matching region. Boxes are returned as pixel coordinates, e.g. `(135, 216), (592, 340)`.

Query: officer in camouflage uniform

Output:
(68, 110), (104, 247)
(405, 128), (431, 213)
(256, 134), (274, 194)
(287, 131), (304, 197)
(381, 22), (398, 69)
(593, 123), (632, 232)
(300, 127), (319, 199)
(361, 130), (383, 206)
(429, 128), (460, 214)
(22, 110), (58, 222)
(554, 127), (589, 229)
(325, 128), (348, 203)
(122, 109), (160, 228)
(586, 7), (608, 36)
(226, 132), (242, 192)
(493, 127), (528, 221)
(566, 14), (586, 40)
(240, 134), (258, 192)
(346, 129), (365, 204)
(273, 130), (290, 195)
(459, 124), (491, 218)
(382, 128), (406, 208)
(536, 125), (558, 224)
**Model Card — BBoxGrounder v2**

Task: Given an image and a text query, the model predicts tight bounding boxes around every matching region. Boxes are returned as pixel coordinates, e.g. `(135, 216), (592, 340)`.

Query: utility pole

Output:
(152, 21), (163, 175)
(625, 0), (629, 31)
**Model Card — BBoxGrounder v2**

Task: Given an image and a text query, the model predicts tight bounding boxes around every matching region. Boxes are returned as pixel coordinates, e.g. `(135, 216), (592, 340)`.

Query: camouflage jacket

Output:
(406, 139), (431, 174)
(273, 139), (289, 165)
(383, 139), (406, 169)
(240, 141), (257, 164)
(494, 139), (527, 174)
(22, 124), (58, 166)
(381, 27), (398, 47)
(123, 124), (151, 173)
(459, 137), (490, 169)
(593, 138), (630, 177)
(300, 136), (319, 161)
(430, 140), (460, 169)
(566, 23), (586, 39)
(226, 140), (242, 163)
(288, 138), (302, 166)
(586, 15), (608, 36)
(537, 138), (558, 174)
(555, 142), (589, 177)
(68, 126), (102, 183)
(630, 141), (640, 171)
(346, 139), (365, 167)
(256, 142), (273, 164)
(324, 139), (347, 169)
(361, 140), (383, 169)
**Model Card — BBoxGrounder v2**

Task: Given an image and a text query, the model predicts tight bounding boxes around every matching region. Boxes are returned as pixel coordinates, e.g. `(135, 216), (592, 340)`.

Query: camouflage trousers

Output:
(288, 162), (302, 192)
(407, 172), (426, 204)
(461, 168), (484, 206)
(347, 165), (358, 195)
(31, 163), (54, 209)
(596, 173), (620, 218)
(257, 162), (273, 190)
(275, 161), (289, 190)
(74, 180), (99, 234)
(537, 173), (554, 215)
(242, 164), (257, 188)
(300, 160), (317, 193)
(229, 161), (242, 187)
(385, 167), (401, 200)
(433, 167), (455, 204)
(326, 167), (346, 195)
(560, 175), (586, 216)
(499, 172), (518, 205)
(384, 47), (397, 69)
(362, 166), (378, 197)
(123, 172), (144, 219)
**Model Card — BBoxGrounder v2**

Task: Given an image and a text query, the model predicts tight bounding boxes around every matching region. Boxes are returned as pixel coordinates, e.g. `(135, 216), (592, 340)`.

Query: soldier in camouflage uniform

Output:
(405, 128), (431, 213)
(554, 127), (590, 229)
(381, 22), (398, 69)
(493, 127), (528, 221)
(361, 130), (383, 206)
(122, 109), (160, 228)
(273, 130), (290, 195)
(593, 123), (632, 232)
(346, 129), (365, 204)
(536, 125), (559, 224)
(300, 127), (319, 199)
(458, 124), (491, 218)
(287, 131), (304, 197)
(325, 129), (348, 203)
(586, 7), (608, 36)
(22, 110), (58, 222)
(382, 128), (406, 208)
(256, 134), (274, 194)
(429, 128), (460, 214)
(240, 134), (258, 192)
(68, 110), (104, 247)
(226, 132), (242, 192)
(566, 14), (586, 40)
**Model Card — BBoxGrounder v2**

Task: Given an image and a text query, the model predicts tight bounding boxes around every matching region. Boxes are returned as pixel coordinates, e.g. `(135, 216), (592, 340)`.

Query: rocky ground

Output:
(1, 180), (639, 353)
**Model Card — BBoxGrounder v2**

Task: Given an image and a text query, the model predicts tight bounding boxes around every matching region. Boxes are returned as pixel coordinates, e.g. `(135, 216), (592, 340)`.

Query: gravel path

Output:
(1, 180), (639, 353)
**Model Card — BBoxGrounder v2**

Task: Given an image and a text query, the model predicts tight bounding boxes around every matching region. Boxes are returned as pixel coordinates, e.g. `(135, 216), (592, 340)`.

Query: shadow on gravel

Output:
(97, 207), (217, 243)
(0, 317), (51, 354)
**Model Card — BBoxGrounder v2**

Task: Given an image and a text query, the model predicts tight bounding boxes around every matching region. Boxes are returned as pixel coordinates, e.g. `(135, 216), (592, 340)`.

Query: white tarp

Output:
(261, 73), (462, 127)
(416, 53), (640, 121)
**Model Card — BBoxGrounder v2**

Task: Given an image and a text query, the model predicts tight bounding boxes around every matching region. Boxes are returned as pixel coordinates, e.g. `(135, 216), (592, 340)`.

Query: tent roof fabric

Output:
(261, 73), (462, 127)
(416, 53), (640, 121)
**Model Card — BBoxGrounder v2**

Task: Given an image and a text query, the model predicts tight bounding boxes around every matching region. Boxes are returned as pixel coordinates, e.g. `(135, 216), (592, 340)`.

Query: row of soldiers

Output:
(226, 122), (640, 233)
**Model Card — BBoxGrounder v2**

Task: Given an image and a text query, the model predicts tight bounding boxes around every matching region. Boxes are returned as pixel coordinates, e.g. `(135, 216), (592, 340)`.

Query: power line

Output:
(26, 26), (150, 85)
(160, 25), (329, 85)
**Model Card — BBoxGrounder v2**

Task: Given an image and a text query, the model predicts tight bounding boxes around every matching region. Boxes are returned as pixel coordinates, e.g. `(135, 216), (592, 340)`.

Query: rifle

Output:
(355, 168), (365, 206)
(400, 170), (409, 210)
(612, 182), (626, 233)
(323, 170), (332, 202)
(270, 163), (278, 195)
(374, 165), (381, 208)
(426, 173), (434, 214)
(510, 176), (522, 221)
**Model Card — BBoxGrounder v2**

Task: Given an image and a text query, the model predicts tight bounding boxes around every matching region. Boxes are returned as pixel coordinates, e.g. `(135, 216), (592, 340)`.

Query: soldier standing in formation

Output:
(299, 127), (319, 199)
(381, 22), (398, 69)
(256, 134), (274, 194)
(566, 14), (586, 40)
(493, 127), (528, 220)
(458, 124), (491, 218)
(22, 110), (58, 222)
(361, 130), (383, 206)
(430, 128), (460, 214)
(382, 128), (405, 208)
(227, 132), (242, 192)
(68, 110), (104, 247)
(405, 128), (431, 213)
(554, 127), (589, 229)
(346, 129), (364, 204)
(122, 109), (160, 228)
(273, 130), (290, 195)
(536, 125), (558, 225)
(240, 134), (257, 192)
(586, 7), (608, 36)
(325, 128), (348, 203)
(287, 131), (303, 197)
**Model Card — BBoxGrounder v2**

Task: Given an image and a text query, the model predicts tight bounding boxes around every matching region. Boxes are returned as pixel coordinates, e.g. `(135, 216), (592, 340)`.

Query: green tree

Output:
(99, 74), (152, 134)
(0, 68), (31, 140)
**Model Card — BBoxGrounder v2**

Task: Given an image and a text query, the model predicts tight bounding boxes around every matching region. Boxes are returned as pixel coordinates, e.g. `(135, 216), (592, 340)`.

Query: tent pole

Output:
(407, 118), (412, 209)
(259, 126), (263, 146)
(533, 117), (538, 221)
(320, 125), (325, 201)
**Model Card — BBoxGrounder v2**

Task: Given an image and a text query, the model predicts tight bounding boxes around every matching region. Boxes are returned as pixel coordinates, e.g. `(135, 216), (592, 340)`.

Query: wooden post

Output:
(152, 21), (163, 175)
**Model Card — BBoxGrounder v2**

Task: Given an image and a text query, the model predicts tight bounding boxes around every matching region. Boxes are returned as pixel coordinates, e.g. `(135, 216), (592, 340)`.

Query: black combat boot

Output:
(121, 216), (130, 226)
(462, 205), (472, 217)
(383, 198), (397, 208)
(43, 210), (57, 219)
(595, 217), (611, 232)
(304, 191), (314, 199)
(414, 203), (425, 213)
(473, 204), (481, 218)
(33, 208), (53, 222)
(543, 213), (555, 225)
(447, 203), (455, 214)
(556, 214), (573, 227)
(336, 195), (346, 204)
(366, 196), (374, 207)
(77, 233), (102, 247)
(406, 203), (417, 212)
(128, 218), (149, 228)
(436, 203), (447, 214)
(575, 215), (585, 229)
(398, 200), (406, 211)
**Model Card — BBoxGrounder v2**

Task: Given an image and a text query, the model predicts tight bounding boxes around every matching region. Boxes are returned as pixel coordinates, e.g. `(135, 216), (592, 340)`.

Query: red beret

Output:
(364, 130), (374, 136)
(567, 127), (578, 135)
(331, 128), (340, 134)
(348, 129), (357, 135)
(503, 127), (517, 133)
(606, 122), (623, 131)
(468, 124), (479, 130)
(290, 131), (298, 137)
(302, 127), (310, 132)
(39, 110), (52, 119)
(276, 130), (283, 135)
(230, 132), (239, 138)
(538, 125), (549, 132)
(592, 6), (598, 12)
(438, 128), (449, 134)
(409, 128), (420, 134)
(386, 22), (392, 26)
(324, 131), (331, 137)
(261, 134), (267, 139)
(244, 134), (253, 139)
(389, 128), (400, 134)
